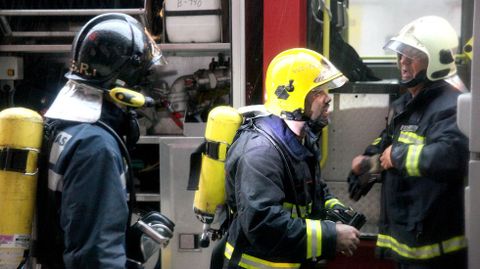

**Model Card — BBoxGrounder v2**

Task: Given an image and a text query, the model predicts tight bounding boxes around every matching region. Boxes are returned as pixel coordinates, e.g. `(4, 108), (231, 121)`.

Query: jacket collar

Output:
(99, 100), (127, 137)
(255, 115), (313, 160)
(394, 80), (448, 114)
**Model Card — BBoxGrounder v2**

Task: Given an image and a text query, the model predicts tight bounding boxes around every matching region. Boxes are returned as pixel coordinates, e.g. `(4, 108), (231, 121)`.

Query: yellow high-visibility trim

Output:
(376, 234), (467, 260)
(225, 242), (301, 269)
(398, 131), (425, 145)
(406, 144), (424, 176)
(325, 198), (344, 209)
(314, 220), (322, 257)
(372, 137), (382, 145)
(306, 219), (313, 258)
(225, 242), (234, 259)
(442, 235), (468, 253)
(283, 202), (311, 218)
(306, 219), (322, 259)
(283, 203), (294, 211)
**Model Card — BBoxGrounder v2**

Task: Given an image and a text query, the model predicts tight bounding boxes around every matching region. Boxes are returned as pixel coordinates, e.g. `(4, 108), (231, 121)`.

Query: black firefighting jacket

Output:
(363, 80), (468, 262)
(36, 103), (129, 269)
(224, 115), (342, 268)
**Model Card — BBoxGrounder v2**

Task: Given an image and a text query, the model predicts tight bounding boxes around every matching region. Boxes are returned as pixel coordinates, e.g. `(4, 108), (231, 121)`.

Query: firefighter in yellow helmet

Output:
(223, 48), (360, 268)
(351, 16), (469, 269)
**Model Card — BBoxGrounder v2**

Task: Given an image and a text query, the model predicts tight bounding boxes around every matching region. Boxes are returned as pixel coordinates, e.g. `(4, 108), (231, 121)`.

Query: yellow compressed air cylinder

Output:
(193, 106), (243, 223)
(0, 107), (43, 269)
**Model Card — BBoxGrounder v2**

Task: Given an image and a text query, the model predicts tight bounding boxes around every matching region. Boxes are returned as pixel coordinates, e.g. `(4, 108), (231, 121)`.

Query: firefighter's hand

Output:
(351, 155), (368, 175)
(380, 145), (393, 170)
(335, 223), (360, 257)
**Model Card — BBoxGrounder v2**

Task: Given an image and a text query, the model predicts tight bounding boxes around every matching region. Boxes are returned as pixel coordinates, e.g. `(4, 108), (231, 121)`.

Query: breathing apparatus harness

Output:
(189, 109), (365, 267)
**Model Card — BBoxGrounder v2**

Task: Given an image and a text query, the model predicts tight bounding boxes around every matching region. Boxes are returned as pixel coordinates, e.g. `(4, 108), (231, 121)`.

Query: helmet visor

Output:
(144, 28), (168, 67)
(314, 74), (348, 92)
(384, 40), (427, 60)
(313, 56), (349, 92)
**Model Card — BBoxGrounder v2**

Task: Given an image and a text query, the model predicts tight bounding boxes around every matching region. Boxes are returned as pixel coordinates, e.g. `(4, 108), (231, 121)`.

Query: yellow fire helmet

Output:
(264, 48), (348, 120)
(384, 16), (459, 81)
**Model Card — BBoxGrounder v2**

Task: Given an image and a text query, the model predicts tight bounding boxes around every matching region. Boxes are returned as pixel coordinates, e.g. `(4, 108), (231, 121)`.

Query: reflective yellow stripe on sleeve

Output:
(324, 198), (344, 209)
(283, 202), (311, 218)
(306, 219), (322, 259)
(398, 131), (425, 145)
(376, 234), (467, 260)
(405, 144), (424, 176)
(372, 137), (382, 145)
(224, 242), (301, 268)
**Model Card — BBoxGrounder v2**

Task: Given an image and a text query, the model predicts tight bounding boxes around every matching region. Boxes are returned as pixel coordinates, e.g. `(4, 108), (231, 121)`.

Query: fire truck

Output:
(0, 1), (478, 268)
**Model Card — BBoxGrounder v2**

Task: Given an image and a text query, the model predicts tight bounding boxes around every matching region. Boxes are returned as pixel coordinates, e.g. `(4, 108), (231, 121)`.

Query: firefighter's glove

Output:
(348, 154), (383, 201)
(325, 206), (366, 230)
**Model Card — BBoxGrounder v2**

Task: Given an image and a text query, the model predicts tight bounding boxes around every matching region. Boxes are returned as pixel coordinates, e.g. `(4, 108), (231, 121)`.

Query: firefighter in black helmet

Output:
(36, 13), (167, 269)
(65, 13), (166, 90)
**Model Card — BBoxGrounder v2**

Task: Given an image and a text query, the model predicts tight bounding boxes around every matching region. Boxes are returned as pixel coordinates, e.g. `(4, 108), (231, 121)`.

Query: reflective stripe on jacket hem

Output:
(376, 234), (467, 260)
(224, 242), (301, 268)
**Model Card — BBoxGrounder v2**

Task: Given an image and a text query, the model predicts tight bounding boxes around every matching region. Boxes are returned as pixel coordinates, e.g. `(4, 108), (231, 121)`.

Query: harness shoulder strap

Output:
(251, 123), (303, 218)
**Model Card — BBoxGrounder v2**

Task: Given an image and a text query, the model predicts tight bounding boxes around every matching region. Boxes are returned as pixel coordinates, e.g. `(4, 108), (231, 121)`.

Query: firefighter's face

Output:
(398, 53), (428, 81)
(305, 89), (331, 123)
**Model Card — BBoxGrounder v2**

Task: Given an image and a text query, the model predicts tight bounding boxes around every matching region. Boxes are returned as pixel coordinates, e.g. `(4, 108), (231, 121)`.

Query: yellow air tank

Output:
(0, 107), (43, 268)
(193, 106), (243, 225)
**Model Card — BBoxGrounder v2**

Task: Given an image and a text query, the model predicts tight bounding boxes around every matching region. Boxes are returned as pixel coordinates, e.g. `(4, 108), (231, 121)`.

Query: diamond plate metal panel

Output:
(327, 182), (381, 235)
(159, 137), (216, 269)
(322, 93), (390, 235)
(323, 94), (389, 181)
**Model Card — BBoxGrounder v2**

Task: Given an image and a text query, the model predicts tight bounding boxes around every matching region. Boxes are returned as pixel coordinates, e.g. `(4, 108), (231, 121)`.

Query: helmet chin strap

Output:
(399, 70), (428, 88)
(307, 116), (329, 136)
(125, 109), (140, 150)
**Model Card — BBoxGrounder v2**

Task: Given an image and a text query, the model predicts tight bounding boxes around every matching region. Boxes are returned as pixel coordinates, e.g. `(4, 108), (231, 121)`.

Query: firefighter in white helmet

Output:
(222, 48), (360, 268)
(351, 16), (469, 269)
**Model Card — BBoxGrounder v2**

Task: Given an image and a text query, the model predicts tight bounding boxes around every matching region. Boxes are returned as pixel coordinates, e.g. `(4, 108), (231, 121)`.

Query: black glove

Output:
(348, 171), (378, 201)
(348, 154), (383, 201)
(325, 205), (366, 229)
